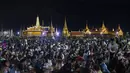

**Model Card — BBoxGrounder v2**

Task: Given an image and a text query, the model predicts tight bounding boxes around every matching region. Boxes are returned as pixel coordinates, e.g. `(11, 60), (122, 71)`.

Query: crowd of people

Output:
(0, 36), (130, 73)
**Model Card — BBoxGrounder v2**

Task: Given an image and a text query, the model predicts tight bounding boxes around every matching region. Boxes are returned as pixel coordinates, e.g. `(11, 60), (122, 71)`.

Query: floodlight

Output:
(56, 32), (60, 36)
(17, 32), (20, 35)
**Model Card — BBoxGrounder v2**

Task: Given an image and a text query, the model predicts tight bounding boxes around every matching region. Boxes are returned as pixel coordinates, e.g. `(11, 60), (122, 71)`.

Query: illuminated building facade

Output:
(23, 16), (123, 37)
(62, 20), (123, 37)
(23, 16), (55, 37)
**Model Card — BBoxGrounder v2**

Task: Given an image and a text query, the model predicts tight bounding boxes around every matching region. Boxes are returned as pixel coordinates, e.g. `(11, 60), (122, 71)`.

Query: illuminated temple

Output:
(23, 16), (55, 37)
(62, 19), (123, 37)
(23, 16), (123, 37)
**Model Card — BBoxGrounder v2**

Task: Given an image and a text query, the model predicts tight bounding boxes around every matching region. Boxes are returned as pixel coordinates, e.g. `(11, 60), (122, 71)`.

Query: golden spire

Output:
(101, 21), (108, 34)
(64, 17), (68, 29)
(42, 20), (44, 26)
(117, 24), (123, 36)
(102, 21), (105, 29)
(85, 24), (90, 34)
(36, 15), (40, 27)
(49, 20), (55, 36)
(63, 17), (70, 37)
(118, 24), (121, 30)
(86, 24), (89, 30)
(50, 20), (54, 32)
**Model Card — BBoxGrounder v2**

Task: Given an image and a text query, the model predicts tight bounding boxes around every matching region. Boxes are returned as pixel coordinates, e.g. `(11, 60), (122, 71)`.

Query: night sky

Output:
(0, 0), (129, 32)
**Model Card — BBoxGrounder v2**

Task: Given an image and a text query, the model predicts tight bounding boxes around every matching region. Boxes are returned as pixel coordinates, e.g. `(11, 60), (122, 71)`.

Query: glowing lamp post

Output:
(116, 32), (119, 35)
(56, 32), (60, 36)
(116, 32), (119, 37)
(17, 31), (20, 36)
(42, 32), (45, 35)
(42, 32), (46, 36)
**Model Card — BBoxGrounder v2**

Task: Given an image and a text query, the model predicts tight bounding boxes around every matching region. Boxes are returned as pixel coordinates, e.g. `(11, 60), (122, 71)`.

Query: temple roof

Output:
(70, 31), (83, 35)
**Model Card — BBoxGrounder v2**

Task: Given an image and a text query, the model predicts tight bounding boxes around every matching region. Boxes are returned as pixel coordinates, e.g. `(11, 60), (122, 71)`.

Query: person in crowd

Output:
(0, 36), (130, 73)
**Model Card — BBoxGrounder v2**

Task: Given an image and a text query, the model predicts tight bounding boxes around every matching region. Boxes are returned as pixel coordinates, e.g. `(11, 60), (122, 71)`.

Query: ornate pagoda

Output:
(84, 24), (91, 34)
(116, 24), (123, 36)
(23, 16), (43, 36)
(47, 20), (55, 36)
(62, 17), (70, 37)
(23, 16), (55, 37)
(100, 21), (108, 34)
(22, 16), (124, 37)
